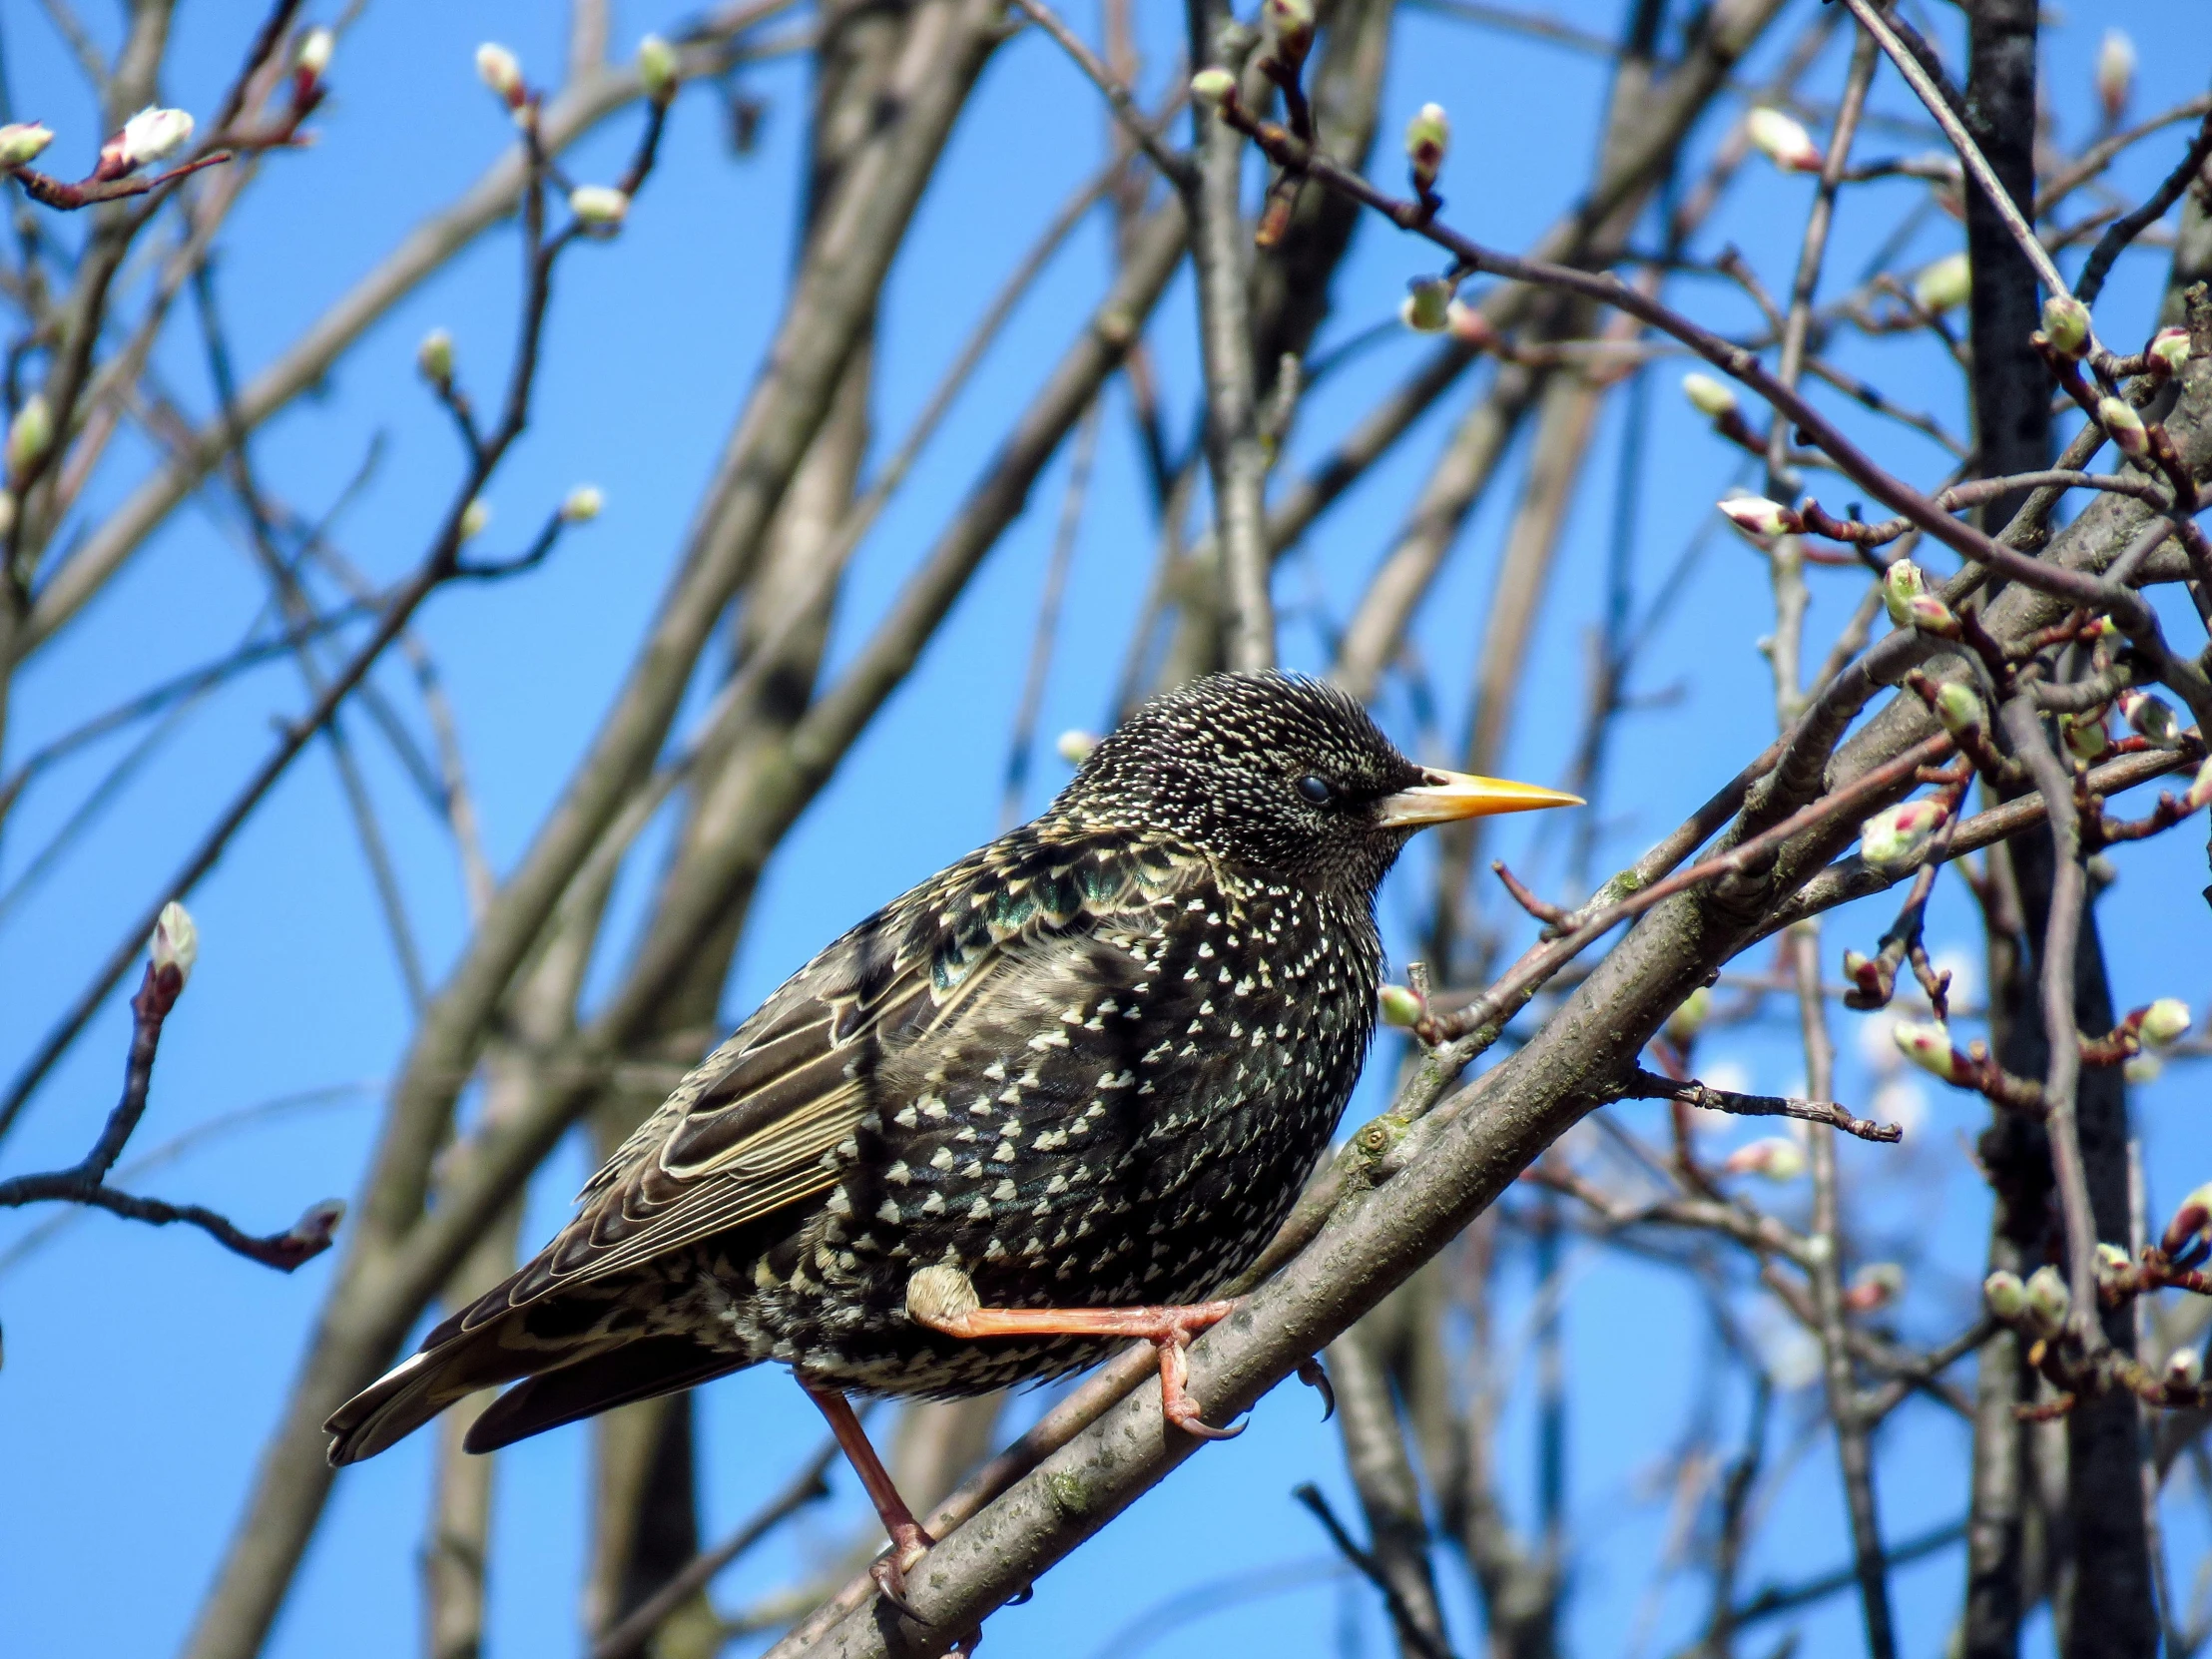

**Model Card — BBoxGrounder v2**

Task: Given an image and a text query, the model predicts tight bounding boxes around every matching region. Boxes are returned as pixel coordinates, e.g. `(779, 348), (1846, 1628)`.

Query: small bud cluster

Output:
(417, 327), (455, 387)
(2095, 29), (2135, 126)
(1860, 799), (1947, 872)
(2150, 327), (2192, 373)
(560, 485), (603, 524)
(2097, 394), (2147, 457)
(1719, 494), (1799, 540)
(1746, 107), (1824, 173)
(2059, 707), (2110, 763)
(1882, 560), (1928, 625)
(1913, 253), (1971, 314)
(2038, 294), (2090, 357)
(2161, 1182), (2212, 1264)
(1378, 984), (1424, 1028)
(458, 498), (492, 541)
(569, 185), (630, 230)
(2139, 998), (2192, 1047)
(0, 122), (54, 170)
(476, 42), (528, 119)
(637, 35), (679, 102)
(1933, 680), (1984, 738)
(1984, 1270), (2026, 1321)
(1189, 67), (1238, 108)
(1891, 1019), (1957, 1081)
(151, 899), (200, 986)
(2183, 756), (2212, 814)
(110, 107), (195, 174)
(2023, 1265), (2070, 1335)
(1444, 300), (1495, 350)
(1404, 103), (1449, 198)
(1264, 0), (1316, 68)
(1681, 372), (1738, 420)
(1400, 278), (1452, 334)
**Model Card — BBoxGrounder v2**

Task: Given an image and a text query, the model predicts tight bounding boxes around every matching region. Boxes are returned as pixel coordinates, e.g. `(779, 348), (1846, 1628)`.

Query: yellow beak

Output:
(1373, 768), (1584, 829)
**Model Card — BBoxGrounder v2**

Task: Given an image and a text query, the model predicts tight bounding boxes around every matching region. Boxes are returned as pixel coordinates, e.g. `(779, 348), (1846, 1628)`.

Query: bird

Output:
(326, 670), (1578, 1604)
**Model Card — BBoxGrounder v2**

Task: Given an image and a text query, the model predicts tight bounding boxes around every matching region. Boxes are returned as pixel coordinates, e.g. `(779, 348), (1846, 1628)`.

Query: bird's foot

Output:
(1296, 1355), (1336, 1419)
(867, 1517), (936, 1622)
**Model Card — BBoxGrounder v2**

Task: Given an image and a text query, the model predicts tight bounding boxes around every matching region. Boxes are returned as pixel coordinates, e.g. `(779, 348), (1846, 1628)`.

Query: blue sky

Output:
(4, 2), (2212, 1656)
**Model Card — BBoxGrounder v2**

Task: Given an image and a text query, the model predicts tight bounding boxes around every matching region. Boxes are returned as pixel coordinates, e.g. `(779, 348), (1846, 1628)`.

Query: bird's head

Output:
(1055, 672), (1581, 895)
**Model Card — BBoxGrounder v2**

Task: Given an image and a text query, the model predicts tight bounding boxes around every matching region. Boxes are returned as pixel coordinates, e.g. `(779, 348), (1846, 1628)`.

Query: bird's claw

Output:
(1296, 1355), (1336, 1420)
(1158, 1326), (1245, 1440)
(868, 1524), (937, 1624)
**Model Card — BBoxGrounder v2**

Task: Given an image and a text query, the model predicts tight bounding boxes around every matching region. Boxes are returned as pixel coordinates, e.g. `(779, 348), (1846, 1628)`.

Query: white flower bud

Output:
(1682, 372), (1739, 419)
(1399, 279), (1451, 333)
(569, 185), (629, 229)
(1264, 0), (1316, 49)
(2059, 709), (2110, 763)
(2098, 395), (2147, 456)
(2126, 1054), (2163, 1085)
(1913, 253), (1971, 313)
(1444, 300), (1496, 350)
(2169, 1349), (2204, 1389)
(2150, 327), (2192, 372)
(2140, 998), (2191, 1047)
(0, 123), (54, 170)
(1862, 799), (1947, 872)
(2040, 294), (2090, 357)
(6, 393), (52, 477)
(1379, 985), (1423, 1028)
(2118, 689), (2180, 748)
(1905, 593), (1956, 634)
(1719, 494), (1795, 538)
(636, 34), (679, 101)
(1883, 560), (1928, 625)
(458, 498), (491, 541)
(1722, 1137), (1806, 1182)
(560, 485), (603, 524)
(1934, 680), (1983, 736)
(118, 107), (195, 169)
(1055, 730), (1098, 767)
(416, 327), (454, 385)
(295, 26), (335, 78)
(1404, 103), (1449, 190)
(2096, 29), (2135, 125)
(2023, 1264), (2070, 1334)
(1983, 1269), (2026, 1321)
(1189, 68), (1237, 108)
(1746, 106), (1823, 173)
(1891, 1018), (1957, 1081)
(1664, 986), (1712, 1045)
(477, 43), (525, 106)
(2095, 1241), (2132, 1277)
(151, 900), (199, 985)
(2183, 755), (2212, 813)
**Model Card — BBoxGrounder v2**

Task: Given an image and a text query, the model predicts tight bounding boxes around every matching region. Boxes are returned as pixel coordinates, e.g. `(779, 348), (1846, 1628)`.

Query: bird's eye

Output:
(1297, 775), (1336, 808)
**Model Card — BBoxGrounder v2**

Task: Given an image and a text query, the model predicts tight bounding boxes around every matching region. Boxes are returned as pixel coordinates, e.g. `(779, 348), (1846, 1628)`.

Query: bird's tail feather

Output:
(464, 1335), (746, 1453)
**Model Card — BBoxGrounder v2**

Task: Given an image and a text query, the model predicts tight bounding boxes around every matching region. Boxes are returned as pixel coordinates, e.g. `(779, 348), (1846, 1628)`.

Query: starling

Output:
(327, 672), (1576, 1599)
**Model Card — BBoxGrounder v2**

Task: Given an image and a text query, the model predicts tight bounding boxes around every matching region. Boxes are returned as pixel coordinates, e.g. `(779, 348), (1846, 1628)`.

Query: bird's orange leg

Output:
(800, 1381), (934, 1612)
(906, 1265), (1243, 1439)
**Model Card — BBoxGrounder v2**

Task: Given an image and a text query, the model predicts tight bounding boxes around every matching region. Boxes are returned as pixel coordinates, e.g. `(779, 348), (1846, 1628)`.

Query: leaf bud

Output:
(636, 34), (679, 102)
(1845, 1262), (1905, 1312)
(2023, 1264), (2070, 1334)
(1719, 494), (1797, 538)
(2118, 689), (2180, 748)
(2097, 394), (2147, 457)
(1404, 103), (1448, 192)
(560, 485), (603, 524)
(2095, 29), (2135, 126)
(1912, 252), (1971, 313)
(1982, 1269), (2026, 1321)
(1746, 106), (1824, 173)
(2059, 708), (2110, 763)
(1664, 986), (1712, 1045)
(2126, 1054), (2163, 1085)
(569, 185), (629, 229)
(2183, 755), (2212, 813)
(2140, 998), (2191, 1047)
(2150, 326), (2192, 373)
(1882, 560), (1928, 625)
(1055, 730), (1098, 767)
(1399, 278), (1451, 333)
(458, 498), (491, 542)
(117, 106), (195, 170)
(1681, 372), (1739, 419)
(1891, 1018), (1957, 1081)
(1189, 67), (1237, 108)
(1862, 799), (1947, 871)
(6, 393), (53, 478)
(2095, 1241), (2132, 1278)
(416, 327), (454, 386)
(1721, 1137), (1806, 1182)
(1904, 593), (1956, 634)
(151, 899), (199, 985)
(295, 26), (335, 80)
(1933, 680), (1983, 737)
(2164, 1183), (2212, 1259)
(476, 43), (525, 108)
(1444, 299), (1496, 349)
(1379, 984), (1424, 1028)
(0, 123), (55, 170)
(2039, 294), (2090, 357)
(1264, 0), (1316, 56)
(2170, 1348), (2205, 1389)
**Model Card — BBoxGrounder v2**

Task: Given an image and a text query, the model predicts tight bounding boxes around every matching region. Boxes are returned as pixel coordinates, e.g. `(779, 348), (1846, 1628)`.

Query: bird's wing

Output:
(445, 836), (1166, 1334)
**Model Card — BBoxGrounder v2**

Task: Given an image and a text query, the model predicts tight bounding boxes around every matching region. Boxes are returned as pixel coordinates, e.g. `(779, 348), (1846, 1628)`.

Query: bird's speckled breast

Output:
(693, 853), (1382, 1396)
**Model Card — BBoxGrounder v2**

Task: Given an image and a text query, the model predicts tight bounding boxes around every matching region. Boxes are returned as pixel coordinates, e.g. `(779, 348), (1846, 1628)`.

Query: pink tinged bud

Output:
(2140, 998), (2191, 1047)
(1891, 1018), (1957, 1080)
(1905, 593), (1955, 633)
(1842, 946), (1874, 982)
(2098, 395), (2147, 456)
(2170, 1349), (2204, 1389)
(1913, 253), (1971, 313)
(1845, 1262), (1905, 1312)
(1264, 0), (1315, 48)
(295, 26), (335, 79)
(1664, 986), (1712, 1045)
(6, 393), (52, 477)
(2095, 1241), (2131, 1279)
(1189, 68), (1237, 108)
(1719, 494), (1795, 538)
(2059, 709), (2110, 763)
(1404, 103), (1449, 189)
(2164, 1183), (2212, 1258)
(2150, 327), (2192, 372)
(569, 185), (629, 229)
(560, 485), (603, 524)
(476, 42), (525, 108)
(1722, 1137), (1806, 1182)
(1745, 106), (1823, 173)
(151, 900), (199, 985)
(0, 122), (54, 169)
(458, 499), (491, 541)
(2039, 294), (2090, 357)
(1681, 372), (1738, 419)
(1378, 985), (1423, 1028)
(1882, 560), (1928, 625)
(1934, 680), (1983, 736)
(2183, 756), (2212, 813)
(2023, 1265), (2070, 1334)
(1055, 730), (1098, 767)
(1983, 1270), (2026, 1321)
(2095, 29), (2135, 124)
(1444, 300), (1495, 349)
(1400, 279), (1452, 333)
(416, 327), (454, 384)
(636, 35), (679, 101)
(2118, 689), (2181, 748)
(118, 106), (195, 169)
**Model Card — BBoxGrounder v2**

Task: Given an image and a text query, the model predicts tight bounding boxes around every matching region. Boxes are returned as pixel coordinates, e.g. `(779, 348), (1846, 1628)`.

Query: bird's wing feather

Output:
(447, 836), (1168, 1333)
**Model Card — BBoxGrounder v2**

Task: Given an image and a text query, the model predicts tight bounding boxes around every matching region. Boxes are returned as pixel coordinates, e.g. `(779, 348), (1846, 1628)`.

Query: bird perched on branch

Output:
(327, 671), (1577, 1604)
